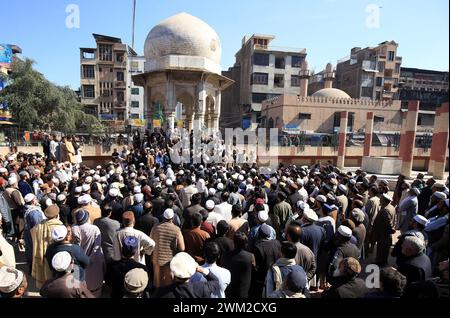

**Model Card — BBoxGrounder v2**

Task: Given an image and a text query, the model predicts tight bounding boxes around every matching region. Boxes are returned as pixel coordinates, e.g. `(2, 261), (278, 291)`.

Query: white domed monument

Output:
(133, 12), (234, 132)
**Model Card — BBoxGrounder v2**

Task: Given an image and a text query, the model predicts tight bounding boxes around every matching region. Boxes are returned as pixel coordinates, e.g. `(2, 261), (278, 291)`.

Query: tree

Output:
(0, 58), (104, 134)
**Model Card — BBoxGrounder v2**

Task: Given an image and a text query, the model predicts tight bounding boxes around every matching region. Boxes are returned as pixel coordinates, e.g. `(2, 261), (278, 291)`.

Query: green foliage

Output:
(0, 58), (104, 134)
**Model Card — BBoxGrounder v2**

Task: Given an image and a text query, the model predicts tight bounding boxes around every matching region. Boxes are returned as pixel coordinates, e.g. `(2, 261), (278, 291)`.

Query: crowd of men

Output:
(0, 128), (448, 299)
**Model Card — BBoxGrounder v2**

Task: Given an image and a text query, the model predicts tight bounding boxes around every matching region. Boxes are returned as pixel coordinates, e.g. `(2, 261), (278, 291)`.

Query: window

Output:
(131, 88), (140, 95)
(117, 112), (125, 121)
(376, 91), (381, 100)
(333, 112), (341, 128)
(254, 38), (268, 49)
(99, 67), (102, 72)
(131, 101), (140, 108)
(129, 113), (140, 119)
(253, 53), (270, 66)
(83, 85), (95, 98)
(98, 44), (112, 61)
(348, 112), (355, 131)
(388, 51), (395, 61)
(116, 53), (124, 62)
(361, 87), (373, 98)
(117, 91), (124, 102)
(299, 113), (311, 120)
(82, 65), (95, 78)
(82, 51), (95, 59)
(274, 74), (284, 88)
(376, 77), (383, 86)
(378, 61), (385, 73)
(291, 56), (304, 68)
(251, 73), (269, 85)
(395, 63), (401, 73)
(374, 116), (384, 123)
(252, 93), (268, 103)
(291, 75), (300, 87)
(117, 71), (124, 81)
(275, 56), (285, 69)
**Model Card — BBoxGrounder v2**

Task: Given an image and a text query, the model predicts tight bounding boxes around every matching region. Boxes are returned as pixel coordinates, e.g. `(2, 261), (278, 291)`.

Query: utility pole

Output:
(131, 0), (137, 49)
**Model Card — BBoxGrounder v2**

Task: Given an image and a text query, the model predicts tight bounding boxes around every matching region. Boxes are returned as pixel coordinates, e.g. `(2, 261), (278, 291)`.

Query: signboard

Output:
(153, 119), (161, 128)
(129, 119), (146, 127)
(99, 114), (117, 121)
(0, 44), (12, 68)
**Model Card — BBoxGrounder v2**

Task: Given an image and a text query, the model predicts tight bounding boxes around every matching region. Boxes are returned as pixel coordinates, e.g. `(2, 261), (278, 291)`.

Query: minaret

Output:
(323, 63), (335, 89)
(299, 60), (310, 97)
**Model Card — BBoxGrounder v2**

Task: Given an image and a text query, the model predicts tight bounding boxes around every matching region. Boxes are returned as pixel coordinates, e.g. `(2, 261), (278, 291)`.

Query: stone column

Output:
(211, 114), (220, 132)
(195, 80), (206, 132)
(194, 113), (205, 131)
(185, 114), (194, 132)
(364, 112), (374, 157)
(336, 111), (348, 169)
(165, 112), (175, 131)
(399, 101), (419, 178)
(428, 102), (449, 179)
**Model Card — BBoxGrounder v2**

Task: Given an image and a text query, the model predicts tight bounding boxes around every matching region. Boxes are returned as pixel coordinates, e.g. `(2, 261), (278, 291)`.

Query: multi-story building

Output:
(221, 34), (307, 130)
(80, 34), (129, 132)
(398, 67), (449, 128)
(335, 41), (402, 102)
(127, 48), (146, 132)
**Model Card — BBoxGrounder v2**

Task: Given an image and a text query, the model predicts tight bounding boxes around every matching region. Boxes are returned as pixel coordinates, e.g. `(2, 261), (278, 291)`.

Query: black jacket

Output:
(397, 252), (432, 285)
(135, 213), (159, 236)
(105, 258), (148, 298)
(152, 271), (220, 298)
(223, 249), (254, 298)
(322, 276), (368, 298)
(252, 239), (281, 284)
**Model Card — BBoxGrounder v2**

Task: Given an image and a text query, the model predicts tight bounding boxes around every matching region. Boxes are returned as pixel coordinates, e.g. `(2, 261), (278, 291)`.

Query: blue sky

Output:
(2, 0), (449, 89)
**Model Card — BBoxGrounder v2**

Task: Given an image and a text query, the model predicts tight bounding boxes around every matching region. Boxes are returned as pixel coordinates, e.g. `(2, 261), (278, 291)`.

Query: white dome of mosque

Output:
(144, 12), (222, 64)
(312, 88), (351, 99)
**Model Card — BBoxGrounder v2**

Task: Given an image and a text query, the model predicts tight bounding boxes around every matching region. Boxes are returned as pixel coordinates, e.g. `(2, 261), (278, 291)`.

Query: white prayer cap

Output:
(281, 176), (287, 182)
(338, 184), (348, 194)
(413, 215), (429, 227)
(178, 170), (184, 176)
(134, 193), (144, 203)
(96, 165), (102, 170)
(337, 225), (353, 238)
(7, 176), (17, 185)
(85, 176), (93, 184)
(0, 167), (7, 173)
(78, 194), (92, 205)
(81, 184), (90, 192)
(303, 209), (318, 222)
(7, 156), (15, 161)
(124, 268), (148, 294)
(130, 173), (136, 179)
(205, 200), (215, 210)
(93, 174), (101, 181)
(52, 178), (60, 186)
(166, 179), (173, 187)
(316, 195), (327, 203)
(133, 186), (142, 194)
(170, 252), (198, 279)
(51, 225), (68, 242)
(74, 186), (82, 194)
(109, 170), (115, 176)
(217, 183), (224, 191)
(381, 193), (393, 202)
(88, 169), (95, 175)
(433, 191), (447, 200)
(208, 188), (216, 196)
(163, 208), (174, 220)
(72, 172), (79, 180)
(250, 168), (257, 174)
(296, 178), (304, 186)
(100, 176), (107, 183)
(0, 267), (24, 294)
(24, 193), (36, 203)
(258, 210), (269, 222)
(45, 198), (53, 208)
(109, 188), (120, 197)
(297, 201), (309, 211)
(349, 179), (357, 185)
(238, 175), (244, 181)
(52, 251), (72, 272)
(56, 194), (66, 202)
(351, 208), (365, 223)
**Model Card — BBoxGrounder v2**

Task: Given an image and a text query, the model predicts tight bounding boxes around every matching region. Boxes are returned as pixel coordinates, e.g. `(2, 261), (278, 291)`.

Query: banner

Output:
(129, 119), (146, 127)
(0, 44), (12, 68)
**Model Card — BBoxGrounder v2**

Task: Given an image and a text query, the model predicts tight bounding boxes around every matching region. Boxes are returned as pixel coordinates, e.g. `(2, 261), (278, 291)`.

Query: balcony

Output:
(114, 81), (126, 89)
(115, 101), (126, 109)
(362, 60), (378, 72)
(253, 44), (306, 54)
(114, 60), (127, 69)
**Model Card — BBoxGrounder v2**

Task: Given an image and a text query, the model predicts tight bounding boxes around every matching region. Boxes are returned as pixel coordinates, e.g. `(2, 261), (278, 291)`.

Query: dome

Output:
(312, 88), (351, 99)
(144, 12), (222, 64)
